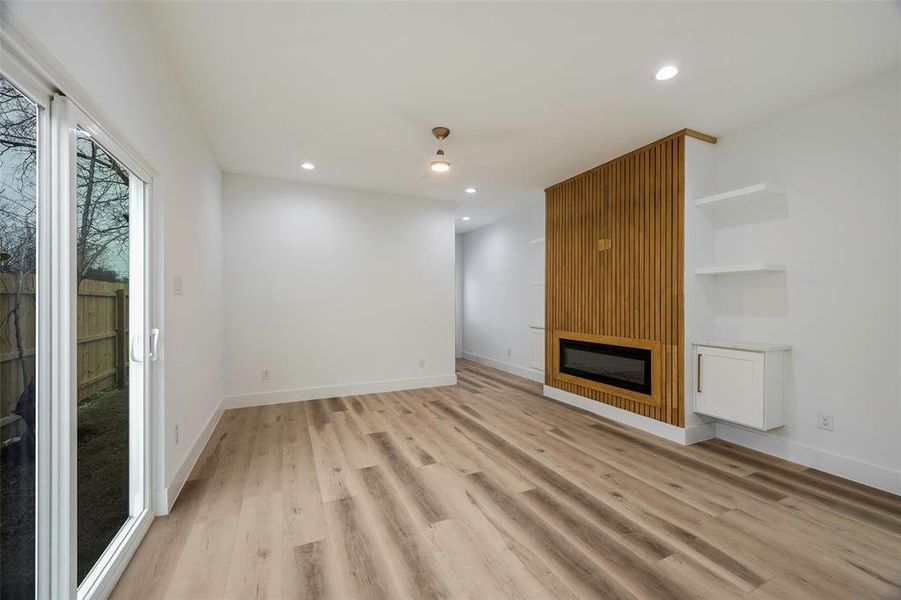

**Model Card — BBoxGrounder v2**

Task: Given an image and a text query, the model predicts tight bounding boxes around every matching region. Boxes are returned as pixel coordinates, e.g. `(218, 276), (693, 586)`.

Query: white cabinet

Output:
(693, 342), (789, 430)
(530, 326), (545, 371)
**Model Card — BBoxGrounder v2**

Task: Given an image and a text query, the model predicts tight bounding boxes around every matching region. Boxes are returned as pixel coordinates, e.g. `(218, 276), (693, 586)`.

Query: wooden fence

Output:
(0, 273), (129, 415)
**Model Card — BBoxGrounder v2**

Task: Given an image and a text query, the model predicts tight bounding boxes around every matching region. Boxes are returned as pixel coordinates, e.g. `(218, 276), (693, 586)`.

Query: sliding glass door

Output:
(0, 65), (154, 599)
(61, 100), (153, 600)
(72, 113), (150, 593)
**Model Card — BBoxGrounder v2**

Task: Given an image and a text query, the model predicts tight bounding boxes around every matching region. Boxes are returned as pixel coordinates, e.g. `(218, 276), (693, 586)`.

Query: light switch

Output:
(173, 276), (183, 296)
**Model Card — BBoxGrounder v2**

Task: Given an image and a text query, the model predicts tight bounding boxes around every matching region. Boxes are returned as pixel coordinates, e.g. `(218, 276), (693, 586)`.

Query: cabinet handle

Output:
(697, 354), (702, 394)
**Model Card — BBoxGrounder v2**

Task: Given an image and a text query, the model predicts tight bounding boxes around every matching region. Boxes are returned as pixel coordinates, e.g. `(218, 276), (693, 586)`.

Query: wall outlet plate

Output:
(261, 369), (271, 381)
(817, 412), (834, 431)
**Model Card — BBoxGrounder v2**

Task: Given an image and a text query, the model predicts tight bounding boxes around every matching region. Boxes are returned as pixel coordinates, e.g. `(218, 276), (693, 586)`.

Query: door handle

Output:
(149, 328), (160, 362)
(130, 333), (144, 363)
(697, 354), (702, 394)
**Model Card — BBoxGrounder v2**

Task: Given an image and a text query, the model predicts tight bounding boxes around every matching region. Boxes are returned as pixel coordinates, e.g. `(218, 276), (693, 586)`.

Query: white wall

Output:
(5, 2), (225, 506)
(703, 70), (900, 492)
(683, 137), (718, 430)
(462, 202), (545, 381)
(455, 234), (464, 358)
(222, 174), (456, 404)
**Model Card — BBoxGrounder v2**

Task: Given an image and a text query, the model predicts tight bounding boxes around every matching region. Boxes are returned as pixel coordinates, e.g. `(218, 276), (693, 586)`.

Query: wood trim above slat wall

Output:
(545, 130), (704, 427)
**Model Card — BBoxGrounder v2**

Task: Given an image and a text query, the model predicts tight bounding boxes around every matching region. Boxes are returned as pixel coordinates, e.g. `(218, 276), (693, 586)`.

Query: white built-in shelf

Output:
(529, 237), (545, 245)
(694, 339), (792, 352)
(695, 183), (786, 209)
(694, 263), (785, 276)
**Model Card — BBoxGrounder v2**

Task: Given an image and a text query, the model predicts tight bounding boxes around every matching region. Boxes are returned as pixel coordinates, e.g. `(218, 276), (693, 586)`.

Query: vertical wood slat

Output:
(544, 132), (686, 427)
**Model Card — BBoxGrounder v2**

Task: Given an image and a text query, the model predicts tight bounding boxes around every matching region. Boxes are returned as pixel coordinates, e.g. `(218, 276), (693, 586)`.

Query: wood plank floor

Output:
(113, 359), (901, 599)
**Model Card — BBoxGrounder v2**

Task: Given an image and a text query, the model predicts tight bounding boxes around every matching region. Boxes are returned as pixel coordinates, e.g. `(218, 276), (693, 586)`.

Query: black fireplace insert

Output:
(559, 338), (652, 395)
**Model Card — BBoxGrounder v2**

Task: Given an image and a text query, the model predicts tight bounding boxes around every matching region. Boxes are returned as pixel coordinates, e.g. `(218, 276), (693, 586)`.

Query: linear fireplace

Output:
(559, 338), (652, 395)
(547, 330), (669, 410)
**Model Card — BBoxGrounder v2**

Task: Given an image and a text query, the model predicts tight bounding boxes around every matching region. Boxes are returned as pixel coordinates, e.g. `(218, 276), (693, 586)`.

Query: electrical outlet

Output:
(261, 369), (271, 381)
(419, 358), (425, 368)
(507, 348), (512, 357)
(173, 276), (183, 296)
(817, 412), (834, 431)
(175, 425), (179, 444)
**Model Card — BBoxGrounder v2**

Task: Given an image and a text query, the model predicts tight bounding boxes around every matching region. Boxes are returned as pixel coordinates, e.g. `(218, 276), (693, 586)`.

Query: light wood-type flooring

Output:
(113, 359), (901, 599)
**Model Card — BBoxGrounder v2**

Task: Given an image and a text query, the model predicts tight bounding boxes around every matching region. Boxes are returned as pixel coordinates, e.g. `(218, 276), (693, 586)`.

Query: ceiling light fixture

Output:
(461, 216), (471, 221)
(465, 187), (477, 194)
(430, 151), (450, 173)
(655, 65), (679, 81)
(301, 162), (316, 170)
(429, 126), (451, 173)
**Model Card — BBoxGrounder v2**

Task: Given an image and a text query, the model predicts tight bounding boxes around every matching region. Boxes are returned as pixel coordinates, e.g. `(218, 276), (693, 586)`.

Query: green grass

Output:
(0, 435), (35, 599)
(76, 386), (130, 583)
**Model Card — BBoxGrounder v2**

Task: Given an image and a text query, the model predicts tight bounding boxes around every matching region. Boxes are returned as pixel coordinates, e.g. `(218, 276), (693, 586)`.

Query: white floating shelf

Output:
(695, 183), (785, 209)
(694, 263), (785, 276)
(530, 280), (545, 286)
(529, 237), (545, 245)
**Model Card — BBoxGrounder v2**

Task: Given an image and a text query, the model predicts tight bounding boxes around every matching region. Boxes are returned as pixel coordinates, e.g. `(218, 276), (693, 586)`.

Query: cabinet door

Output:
(695, 347), (765, 428)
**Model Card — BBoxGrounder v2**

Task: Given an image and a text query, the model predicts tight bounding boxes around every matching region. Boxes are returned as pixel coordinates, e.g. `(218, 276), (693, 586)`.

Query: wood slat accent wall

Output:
(545, 131), (686, 426)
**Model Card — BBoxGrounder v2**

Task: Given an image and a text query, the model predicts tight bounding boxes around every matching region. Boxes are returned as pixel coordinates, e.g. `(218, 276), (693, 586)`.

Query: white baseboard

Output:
(715, 422), (901, 495)
(153, 401), (224, 516)
(543, 385), (715, 446)
(223, 374), (458, 410)
(684, 420), (718, 444)
(462, 351), (544, 383)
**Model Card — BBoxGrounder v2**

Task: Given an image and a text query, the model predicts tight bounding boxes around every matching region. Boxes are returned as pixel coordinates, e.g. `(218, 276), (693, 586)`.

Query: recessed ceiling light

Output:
(655, 65), (679, 81)
(461, 216), (471, 221)
(465, 187), (477, 194)
(301, 162), (315, 170)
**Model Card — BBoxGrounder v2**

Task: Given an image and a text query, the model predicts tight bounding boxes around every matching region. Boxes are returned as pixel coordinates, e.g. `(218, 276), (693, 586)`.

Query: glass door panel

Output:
(68, 100), (151, 598)
(0, 74), (40, 600)
(74, 130), (132, 583)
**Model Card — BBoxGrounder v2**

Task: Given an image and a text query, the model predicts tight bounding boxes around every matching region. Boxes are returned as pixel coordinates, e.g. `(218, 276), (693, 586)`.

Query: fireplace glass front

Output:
(559, 338), (652, 395)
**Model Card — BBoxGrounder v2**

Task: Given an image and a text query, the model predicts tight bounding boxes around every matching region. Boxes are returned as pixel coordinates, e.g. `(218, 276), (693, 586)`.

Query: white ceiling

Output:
(144, 1), (900, 233)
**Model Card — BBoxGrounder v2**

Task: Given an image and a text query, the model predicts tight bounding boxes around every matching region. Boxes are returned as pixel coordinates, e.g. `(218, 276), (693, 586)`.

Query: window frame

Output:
(0, 36), (54, 600)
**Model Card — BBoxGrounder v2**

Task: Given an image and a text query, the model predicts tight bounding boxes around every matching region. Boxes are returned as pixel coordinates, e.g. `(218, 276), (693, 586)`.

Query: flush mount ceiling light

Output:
(461, 216), (471, 221)
(301, 162), (315, 170)
(465, 187), (477, 194)
(655, 65), (679, 81)
(429, 126), (451, 173)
